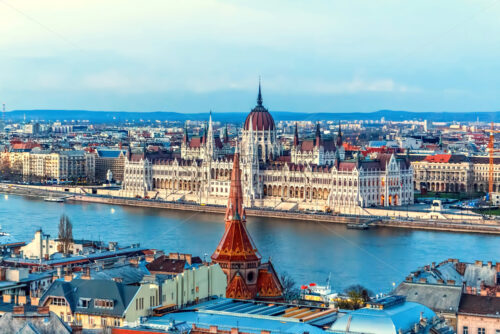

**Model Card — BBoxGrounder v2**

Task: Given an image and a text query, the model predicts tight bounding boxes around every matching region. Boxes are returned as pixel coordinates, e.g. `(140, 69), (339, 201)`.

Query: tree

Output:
(58, 215), (73, 255)
(337, 284), (374, 310)
(280, 272), (300, 302)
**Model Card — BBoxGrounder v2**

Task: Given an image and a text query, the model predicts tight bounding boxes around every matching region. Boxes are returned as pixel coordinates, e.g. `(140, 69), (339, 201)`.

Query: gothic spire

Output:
(224, 123), (229, 143)
(336, 121), (343, 147)
(257, 78), (263, 107)
(315, 122), (321, 148)
(225, 142), (245, 222)
(183, 123), (189, 144)
(293, 122), (299, 147)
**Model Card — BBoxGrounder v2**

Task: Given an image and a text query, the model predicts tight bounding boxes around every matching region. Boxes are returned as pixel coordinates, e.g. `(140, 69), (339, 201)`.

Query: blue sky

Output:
(0, 0), (499, 113)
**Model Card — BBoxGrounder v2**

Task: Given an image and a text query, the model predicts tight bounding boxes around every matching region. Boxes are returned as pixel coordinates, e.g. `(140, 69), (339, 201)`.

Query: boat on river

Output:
(44, 195), (65, 202)
(346, 222), (369, 230)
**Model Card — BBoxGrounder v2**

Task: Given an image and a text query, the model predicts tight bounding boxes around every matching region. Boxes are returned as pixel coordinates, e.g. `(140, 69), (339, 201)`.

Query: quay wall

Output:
(2, 183), (500, 235)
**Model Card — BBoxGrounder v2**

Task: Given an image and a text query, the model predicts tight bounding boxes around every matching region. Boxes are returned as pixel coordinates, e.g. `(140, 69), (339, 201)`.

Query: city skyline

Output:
(1, 0), (500, 113)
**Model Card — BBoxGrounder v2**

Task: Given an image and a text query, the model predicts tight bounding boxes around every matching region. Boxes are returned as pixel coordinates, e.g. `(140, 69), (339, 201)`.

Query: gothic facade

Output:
(121, 84), (414, 211)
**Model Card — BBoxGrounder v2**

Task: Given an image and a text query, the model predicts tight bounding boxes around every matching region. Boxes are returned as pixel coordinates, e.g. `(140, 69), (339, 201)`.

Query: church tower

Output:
(211, 147), (283, 300)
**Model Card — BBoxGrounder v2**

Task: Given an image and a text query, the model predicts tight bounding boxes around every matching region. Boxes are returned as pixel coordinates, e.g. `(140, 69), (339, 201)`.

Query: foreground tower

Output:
(211, 145), (283, 300)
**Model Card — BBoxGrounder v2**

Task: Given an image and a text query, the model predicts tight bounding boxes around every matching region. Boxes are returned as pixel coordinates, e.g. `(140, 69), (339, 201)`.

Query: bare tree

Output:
(280, 272), (300, 301)
(58, 215), (73, 255)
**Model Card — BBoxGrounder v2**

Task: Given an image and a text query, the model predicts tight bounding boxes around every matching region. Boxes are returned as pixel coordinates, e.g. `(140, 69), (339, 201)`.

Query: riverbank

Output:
(2, 183), (500, 234)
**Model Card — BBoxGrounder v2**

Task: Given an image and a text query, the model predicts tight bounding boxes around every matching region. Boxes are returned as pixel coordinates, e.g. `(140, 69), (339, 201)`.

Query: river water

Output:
(1, 194), (498, 293)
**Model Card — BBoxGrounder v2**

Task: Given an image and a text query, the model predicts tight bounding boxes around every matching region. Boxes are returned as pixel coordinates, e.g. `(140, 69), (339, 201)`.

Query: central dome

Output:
(243, 83), (275, 131)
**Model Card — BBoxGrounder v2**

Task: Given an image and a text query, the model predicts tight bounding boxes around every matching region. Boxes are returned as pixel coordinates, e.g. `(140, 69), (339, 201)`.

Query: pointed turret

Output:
(336, 121), (343, 147)
(315, 122), (321, 148)
(183, 123), (189, 144)
(211, 135), (282, 301)
(293, 122), (299, 147)
(224, 124), (229, 143)
(257, 77), (263, 107)
(224, 143), (245, 222)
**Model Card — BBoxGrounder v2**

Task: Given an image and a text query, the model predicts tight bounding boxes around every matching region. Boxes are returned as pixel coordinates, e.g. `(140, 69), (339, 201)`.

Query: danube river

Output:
(1, 194), (498, 293)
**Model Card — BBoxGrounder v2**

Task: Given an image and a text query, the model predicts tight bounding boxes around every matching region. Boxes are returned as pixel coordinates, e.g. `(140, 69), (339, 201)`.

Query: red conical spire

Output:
(212, 143), (260, 263)
(225, 144), (245, 222)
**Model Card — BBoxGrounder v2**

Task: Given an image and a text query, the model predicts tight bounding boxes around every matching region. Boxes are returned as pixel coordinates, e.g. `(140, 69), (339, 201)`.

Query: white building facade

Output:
(121, 85), (414, 211)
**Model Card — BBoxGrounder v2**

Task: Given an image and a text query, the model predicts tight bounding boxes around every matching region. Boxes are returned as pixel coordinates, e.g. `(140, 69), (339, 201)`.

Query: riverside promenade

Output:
(2, 183), (500, 235)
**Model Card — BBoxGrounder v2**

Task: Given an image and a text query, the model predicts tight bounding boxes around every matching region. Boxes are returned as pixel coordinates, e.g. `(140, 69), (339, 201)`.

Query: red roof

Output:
(211, 151), (261, 263)
(189, 138), (202, 148)
(424, 154), (452, 163)
(244, 109), (275, 131)
(11, 142), (41, 150)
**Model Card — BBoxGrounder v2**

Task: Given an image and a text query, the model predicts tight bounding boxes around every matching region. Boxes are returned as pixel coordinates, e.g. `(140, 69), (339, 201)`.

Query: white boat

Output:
(44, 195), (65, 202)
(0, 225), (18, 245)
(301, 273), (338, 304)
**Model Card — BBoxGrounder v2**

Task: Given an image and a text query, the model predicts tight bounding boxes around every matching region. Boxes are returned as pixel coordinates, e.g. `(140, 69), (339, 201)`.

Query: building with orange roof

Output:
(211, 146), (283, 301)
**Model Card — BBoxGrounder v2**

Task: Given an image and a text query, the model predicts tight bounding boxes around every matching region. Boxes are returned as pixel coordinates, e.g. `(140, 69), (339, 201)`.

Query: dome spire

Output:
(257, 77), (263, 106)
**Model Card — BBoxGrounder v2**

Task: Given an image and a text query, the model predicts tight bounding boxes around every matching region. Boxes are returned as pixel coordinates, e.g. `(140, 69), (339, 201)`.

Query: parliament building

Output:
(121, 84), (414, 212)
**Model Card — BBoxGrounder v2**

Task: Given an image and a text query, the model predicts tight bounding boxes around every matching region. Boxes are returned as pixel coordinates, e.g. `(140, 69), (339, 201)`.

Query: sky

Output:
(0, 0), (499, 113)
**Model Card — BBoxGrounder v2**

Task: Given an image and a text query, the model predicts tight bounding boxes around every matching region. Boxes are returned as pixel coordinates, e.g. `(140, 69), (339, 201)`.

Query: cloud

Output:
(308, 77), (420, 94)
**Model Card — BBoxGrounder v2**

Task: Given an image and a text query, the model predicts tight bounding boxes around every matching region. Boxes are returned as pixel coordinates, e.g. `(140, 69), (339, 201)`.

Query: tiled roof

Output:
(424, 154), (451, 163)
(39, 279), (139, 317)
(146, 256), (186, 274)
(394, 282), (462, 313)
(458, 294), (500, 316)
(97, 149), (125, 158)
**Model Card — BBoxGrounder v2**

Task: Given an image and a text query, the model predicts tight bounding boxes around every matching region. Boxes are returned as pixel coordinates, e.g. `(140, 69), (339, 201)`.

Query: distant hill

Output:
(5, 109), (500, 123)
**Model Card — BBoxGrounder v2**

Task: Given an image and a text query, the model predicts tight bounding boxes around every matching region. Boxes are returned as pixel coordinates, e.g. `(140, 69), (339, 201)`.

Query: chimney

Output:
(437, 279), (444, 284)
(13, 305), (25, 315)
(64, 273), (73, 282)
(446, 279), (456, 285)
(419, 278), (427, 283)
(475, 260), (483, 267)
(71, 324), (83, 334)
(112, 277), (123, 283)
(496, 262), (500, 273)
(431, 262), (436, 269)
(37, 306), (49, 315)
(81, 267), (91, 280)
(209, 326), (218, 333)
(487, 261), (492, 269)
(231, 329), (239, 334)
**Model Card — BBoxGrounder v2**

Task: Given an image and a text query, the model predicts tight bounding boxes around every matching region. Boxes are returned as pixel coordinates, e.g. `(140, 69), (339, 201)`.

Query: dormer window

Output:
(94, 299), (114, 309)
(78, 298), (91, 308)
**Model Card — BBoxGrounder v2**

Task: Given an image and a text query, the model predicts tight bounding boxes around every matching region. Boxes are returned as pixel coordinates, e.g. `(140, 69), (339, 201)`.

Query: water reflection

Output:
(1, 195), (498, 292)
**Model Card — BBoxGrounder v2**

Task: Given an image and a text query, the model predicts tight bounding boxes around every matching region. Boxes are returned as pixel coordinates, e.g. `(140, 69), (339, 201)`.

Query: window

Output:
(94, 299), (114, 309)
(79, 298), (90, 308)
(463, 327), (468, 334)
(477, 329), (485, 334)
(51, 297), (66, 306)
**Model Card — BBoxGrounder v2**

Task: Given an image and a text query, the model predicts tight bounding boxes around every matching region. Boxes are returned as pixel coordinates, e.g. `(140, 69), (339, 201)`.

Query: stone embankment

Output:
(2, 183), (500, 234)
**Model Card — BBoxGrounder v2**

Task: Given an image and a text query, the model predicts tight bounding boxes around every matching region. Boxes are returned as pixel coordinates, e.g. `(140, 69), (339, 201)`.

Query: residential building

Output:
(457, 295), (500, 334)
(39, 263), (226, 330)
(95, 148), (126, 183)
(0, 306), (73, 334)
